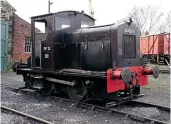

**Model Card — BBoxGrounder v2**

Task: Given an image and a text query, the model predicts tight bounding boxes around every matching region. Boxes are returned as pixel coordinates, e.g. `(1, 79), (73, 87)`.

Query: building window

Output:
(25, 37), (31, 53)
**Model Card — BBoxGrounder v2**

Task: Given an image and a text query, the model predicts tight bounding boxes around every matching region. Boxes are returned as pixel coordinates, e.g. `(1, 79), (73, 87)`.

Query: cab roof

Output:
(31, 10), (95, 21)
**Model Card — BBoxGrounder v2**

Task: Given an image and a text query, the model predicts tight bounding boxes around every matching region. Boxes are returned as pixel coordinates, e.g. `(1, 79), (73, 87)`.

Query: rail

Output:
(9, 88), (170, 124)
(1, 106), (54, 124)
(77, 102), (169, 124)
(131, 100), (170, 112)
(159, 69), (170, 74)
(165, 59), (171, 69)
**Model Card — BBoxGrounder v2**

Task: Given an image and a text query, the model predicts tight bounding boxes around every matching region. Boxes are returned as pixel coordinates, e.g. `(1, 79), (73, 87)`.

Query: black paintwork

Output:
(51, 23), (140, 71)
(30, 11), (141, 72)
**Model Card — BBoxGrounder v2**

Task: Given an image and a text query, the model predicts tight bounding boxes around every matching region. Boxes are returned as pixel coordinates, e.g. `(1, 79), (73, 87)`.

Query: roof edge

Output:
(31, 10), (95, 21)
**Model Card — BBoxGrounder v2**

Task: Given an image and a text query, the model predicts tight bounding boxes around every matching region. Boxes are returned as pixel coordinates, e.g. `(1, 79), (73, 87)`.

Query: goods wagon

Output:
(140, 33), (170, 64)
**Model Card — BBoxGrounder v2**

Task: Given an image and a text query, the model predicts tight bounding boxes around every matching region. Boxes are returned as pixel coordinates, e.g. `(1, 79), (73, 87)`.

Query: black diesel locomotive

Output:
(13, 11), (159, 103)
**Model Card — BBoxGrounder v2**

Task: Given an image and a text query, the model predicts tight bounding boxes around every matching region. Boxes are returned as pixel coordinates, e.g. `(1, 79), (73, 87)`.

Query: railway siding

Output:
(1, 72), (170, 124)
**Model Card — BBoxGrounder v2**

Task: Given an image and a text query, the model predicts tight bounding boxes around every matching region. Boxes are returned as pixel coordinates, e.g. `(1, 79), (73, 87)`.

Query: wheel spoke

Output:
(67, 80), (87, 101)
(42, 82), (55, 95)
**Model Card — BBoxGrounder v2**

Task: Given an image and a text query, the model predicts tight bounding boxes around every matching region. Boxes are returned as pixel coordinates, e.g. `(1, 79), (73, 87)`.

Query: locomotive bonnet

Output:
(12, 11), (159, 103)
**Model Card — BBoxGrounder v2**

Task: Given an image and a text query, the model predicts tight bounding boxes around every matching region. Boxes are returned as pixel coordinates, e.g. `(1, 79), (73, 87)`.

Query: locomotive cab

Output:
(30, 11), (95, 69)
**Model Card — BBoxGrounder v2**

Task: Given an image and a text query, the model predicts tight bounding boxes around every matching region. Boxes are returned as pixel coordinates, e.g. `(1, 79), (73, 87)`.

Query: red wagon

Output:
(140, 33), (170, 64)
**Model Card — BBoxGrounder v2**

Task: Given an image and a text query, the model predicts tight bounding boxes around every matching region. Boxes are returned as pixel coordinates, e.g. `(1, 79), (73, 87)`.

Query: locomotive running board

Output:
(105, 94), (144, 107)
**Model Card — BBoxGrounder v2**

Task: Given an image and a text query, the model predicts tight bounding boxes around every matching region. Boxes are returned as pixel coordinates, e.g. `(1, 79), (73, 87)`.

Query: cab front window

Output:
(55, 17), (71, 31)
(81, 21), (94, 28)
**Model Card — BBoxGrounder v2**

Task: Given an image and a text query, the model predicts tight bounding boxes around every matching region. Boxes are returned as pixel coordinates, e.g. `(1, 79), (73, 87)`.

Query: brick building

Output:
(1, 0), (42, 71)
(13, 14), (41, 63)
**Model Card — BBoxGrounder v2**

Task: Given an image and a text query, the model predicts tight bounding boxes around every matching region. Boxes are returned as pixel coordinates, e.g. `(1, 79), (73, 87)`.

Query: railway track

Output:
(130, 100), (170, 112)
(1, 105), (53, 124)
(159, 69), (170, 74)
(78, 103), (169, 124)
(7, 87), (170, 124)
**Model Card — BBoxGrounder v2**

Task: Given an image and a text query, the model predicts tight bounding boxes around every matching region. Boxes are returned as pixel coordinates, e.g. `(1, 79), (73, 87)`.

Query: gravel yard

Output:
(1, 73), (140, 124)
(1, 66), (170, 124)
(138, 74), (170, 107)
(1, 112), (38, 124)
(147, 63), (170, 70)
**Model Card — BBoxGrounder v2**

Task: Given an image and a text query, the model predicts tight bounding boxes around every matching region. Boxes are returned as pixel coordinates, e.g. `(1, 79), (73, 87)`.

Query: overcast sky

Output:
(7, 0), (171, 31)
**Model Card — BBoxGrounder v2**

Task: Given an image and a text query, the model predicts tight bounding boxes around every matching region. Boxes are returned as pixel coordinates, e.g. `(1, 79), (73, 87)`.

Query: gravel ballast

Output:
(1, 69), (170, 124)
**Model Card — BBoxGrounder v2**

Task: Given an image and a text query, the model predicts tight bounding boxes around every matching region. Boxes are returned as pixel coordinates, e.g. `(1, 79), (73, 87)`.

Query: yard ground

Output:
(1, 65), (170, 123)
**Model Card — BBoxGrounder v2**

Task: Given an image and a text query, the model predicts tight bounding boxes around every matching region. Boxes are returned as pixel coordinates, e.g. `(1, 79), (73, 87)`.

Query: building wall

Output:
(1, 0), (42, 70)
(13, 14), (32, 63)
(1, 0), (16, 71)
(0, 0), (16, 19)
(13, 14), (42, 64)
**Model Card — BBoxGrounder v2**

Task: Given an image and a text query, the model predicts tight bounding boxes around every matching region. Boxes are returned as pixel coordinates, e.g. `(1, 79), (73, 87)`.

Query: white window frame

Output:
(25, 37), (31, 53)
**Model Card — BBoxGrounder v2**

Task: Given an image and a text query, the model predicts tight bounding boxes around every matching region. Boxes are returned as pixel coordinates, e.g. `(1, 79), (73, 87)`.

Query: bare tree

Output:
(129, 5), (163, 35)
(167, 11), (171, 33)
(158, 11), (171, 33)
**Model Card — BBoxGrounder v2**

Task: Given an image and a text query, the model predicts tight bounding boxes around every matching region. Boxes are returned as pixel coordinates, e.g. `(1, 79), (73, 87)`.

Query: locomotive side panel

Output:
(54, 43), (81, 69)
(63, 43), (81, 69)
(80, 26), (112, 71)
(81, 40), (111, 71)
(54, 43), (65, 69)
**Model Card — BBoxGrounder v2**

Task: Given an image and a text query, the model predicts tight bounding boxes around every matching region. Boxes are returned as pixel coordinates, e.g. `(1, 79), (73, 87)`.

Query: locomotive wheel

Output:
(24, 74), (33, 88)
(67, 80), (87, 102)
(12, 61), (19, 72)
(25, 79), (32, 88)
(42, 81), (55, 95)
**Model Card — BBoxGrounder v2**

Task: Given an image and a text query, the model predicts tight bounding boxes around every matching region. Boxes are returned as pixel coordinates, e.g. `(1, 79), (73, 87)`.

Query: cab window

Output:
(81, 21), (94, 28)
(55, 17), (71, 31)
